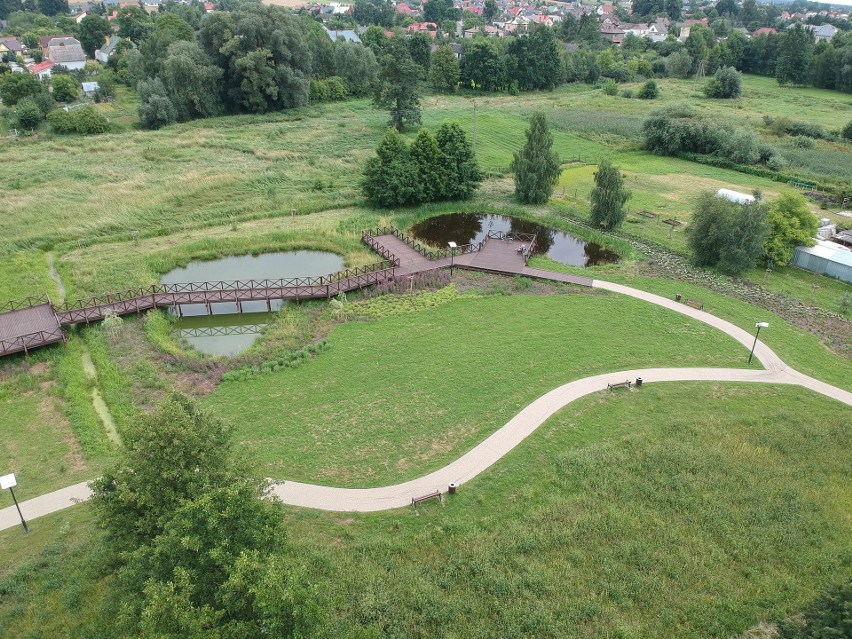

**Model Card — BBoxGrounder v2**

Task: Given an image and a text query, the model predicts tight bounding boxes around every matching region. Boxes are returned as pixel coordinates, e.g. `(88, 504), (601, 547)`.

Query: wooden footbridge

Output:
(0, 228), (592, 358)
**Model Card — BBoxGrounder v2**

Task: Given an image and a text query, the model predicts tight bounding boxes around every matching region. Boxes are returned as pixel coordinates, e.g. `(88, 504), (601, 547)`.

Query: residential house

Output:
(95, 35), (134, 64)
(28, 60), (55, 79)
(396, 2), (417, 15)
(47, 37), (87, 71)
(811, 23), (838, 42)
(75, 12), (88, 23)
(464, 24), (504, 37)
(406, 22), (438, 35)
(0, 37), (24, 58)
(601, 25), (625, 43)
(323, 27), (362, 43)
(430, 42), (461, 58)
(39, 34), (74, 57)
(752, 27), (776, 37)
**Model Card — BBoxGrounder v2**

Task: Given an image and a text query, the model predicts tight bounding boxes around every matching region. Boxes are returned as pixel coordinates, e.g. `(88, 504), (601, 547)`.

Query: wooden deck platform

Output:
(0, 227), (594, 358)
(0, 303), (64, 356)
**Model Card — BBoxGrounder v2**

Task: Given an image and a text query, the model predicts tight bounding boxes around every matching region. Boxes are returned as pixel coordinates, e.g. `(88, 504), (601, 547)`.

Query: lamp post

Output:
(1, 473), (29, 533)
(448, 241), (457, 277)
(748, 322), (769, 364)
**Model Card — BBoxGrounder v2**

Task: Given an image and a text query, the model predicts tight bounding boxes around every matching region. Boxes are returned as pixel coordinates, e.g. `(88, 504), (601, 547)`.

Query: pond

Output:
(408, 213), (619, 268)
(161, 251), (344, 356)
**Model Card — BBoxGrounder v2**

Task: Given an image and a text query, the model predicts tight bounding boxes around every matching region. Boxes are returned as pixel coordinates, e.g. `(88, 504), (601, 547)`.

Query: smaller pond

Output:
(161, 251), (345, 356)
(408, 214), (619, 268)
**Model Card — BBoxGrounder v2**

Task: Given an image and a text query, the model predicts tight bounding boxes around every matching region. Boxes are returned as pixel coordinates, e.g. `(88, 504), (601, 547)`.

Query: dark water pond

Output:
(408, 214), (619, 268)
(161, 251), (344, 355)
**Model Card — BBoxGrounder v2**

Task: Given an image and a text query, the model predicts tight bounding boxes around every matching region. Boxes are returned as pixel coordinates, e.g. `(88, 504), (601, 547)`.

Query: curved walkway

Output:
(2, 276), (850, 529)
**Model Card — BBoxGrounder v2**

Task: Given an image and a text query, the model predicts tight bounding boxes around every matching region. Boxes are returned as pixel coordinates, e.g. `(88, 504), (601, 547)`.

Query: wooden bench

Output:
(412, 490), (441, 508)
(684, 298), (704, 310)
(607, 380), (632, 391)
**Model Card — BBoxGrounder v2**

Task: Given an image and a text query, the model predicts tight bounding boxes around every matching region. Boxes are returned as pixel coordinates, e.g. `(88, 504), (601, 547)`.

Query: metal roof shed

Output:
(791, 240), (852, 284)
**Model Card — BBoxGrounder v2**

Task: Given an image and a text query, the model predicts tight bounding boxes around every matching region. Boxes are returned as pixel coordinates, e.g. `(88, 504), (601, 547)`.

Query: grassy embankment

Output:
(2, 383), (850, 638)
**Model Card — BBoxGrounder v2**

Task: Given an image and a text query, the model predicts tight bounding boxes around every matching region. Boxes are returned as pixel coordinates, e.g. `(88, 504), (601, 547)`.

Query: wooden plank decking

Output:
(0, 227), (594, 358)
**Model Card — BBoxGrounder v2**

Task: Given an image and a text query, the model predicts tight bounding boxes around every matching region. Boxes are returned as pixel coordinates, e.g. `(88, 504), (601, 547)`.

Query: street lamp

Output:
(1, 473), (29, 533)
(748, 322), (769, 364)
(448, 241), (457, 277)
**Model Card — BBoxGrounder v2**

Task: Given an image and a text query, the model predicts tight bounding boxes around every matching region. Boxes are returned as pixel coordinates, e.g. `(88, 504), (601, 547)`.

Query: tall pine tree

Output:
(510, 112), (562, 205)
(590, 159), (631, 229)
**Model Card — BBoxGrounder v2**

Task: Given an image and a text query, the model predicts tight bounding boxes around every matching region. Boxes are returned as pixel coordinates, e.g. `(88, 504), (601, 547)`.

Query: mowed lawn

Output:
(282, 383), (852, 639)
(205, 292), (751, 486)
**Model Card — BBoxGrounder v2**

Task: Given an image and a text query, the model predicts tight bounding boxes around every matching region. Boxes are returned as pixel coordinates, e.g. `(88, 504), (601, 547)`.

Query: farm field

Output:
(2, 383), (850, 638)
(0, 72), (849, 638)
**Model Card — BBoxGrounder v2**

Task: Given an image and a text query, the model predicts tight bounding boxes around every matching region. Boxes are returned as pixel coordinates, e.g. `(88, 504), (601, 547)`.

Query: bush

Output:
(309, 76), (349, 103)
(15, 96), (43, 129)
(704, 66), (742, 99)
(637, 79), (659, 99)
(776, 577), (852, 638)
(620, 89), (633, 98)
(48, 106), (109, 134)
(787, 121), (827, 139)
(791, 135), (815, 148)
(843, 120), (852, 142)
(602, 79), (618, 95)
(70, 106), (109, 134)
(47, 109), (75, 133)
(766, 152), (788, 171)
(51, 74), (79, 102)
(721, 128), (761, 164)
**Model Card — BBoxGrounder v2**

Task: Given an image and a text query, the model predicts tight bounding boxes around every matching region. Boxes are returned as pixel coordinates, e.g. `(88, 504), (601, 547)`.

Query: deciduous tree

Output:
(375, 35), (421, 130)
(764, 191), (817, 266)
(510, 111), (562, 204)
(687, 191), (768, 275)
(590, 159), (630, 229)
(429, 44), (460, 92)
(78, 14), (112, 58)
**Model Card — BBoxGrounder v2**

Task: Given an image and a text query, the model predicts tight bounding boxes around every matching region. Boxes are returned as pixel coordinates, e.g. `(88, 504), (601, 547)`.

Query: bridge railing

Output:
(0, 293), (52, 314)
(53, 261), (396, 313)
(364, 226), (478, 260)
(0, 327), (65, 356)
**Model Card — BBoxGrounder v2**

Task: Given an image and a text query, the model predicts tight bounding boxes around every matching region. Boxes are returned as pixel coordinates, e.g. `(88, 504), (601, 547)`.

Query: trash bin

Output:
(448, 482), (458, 495)
(635, 377), (643, 387)
(675, 294), (682, 302)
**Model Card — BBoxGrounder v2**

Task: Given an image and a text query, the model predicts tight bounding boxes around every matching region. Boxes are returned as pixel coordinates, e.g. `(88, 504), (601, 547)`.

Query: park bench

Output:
(412, 490), (441, 508)
(607, 380), (632, 391)
(684, 298), (704, 310)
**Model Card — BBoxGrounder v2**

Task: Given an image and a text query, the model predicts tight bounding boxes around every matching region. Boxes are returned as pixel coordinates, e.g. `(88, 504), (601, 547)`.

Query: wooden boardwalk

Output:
(0, 227), (593, 358)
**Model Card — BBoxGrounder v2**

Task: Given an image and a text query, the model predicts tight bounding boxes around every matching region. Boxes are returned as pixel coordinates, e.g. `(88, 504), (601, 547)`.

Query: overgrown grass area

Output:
(3, 383), (849, 638)
(205, 290), (751, 486)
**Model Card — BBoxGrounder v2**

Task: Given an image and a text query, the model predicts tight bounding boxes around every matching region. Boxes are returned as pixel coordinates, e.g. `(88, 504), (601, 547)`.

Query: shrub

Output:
(766, 152), (788, 171)
(70, 106), (109, 134)
(720, 128), (761, 164)
(602, 79), (618, 95)
(787, 121), (827, 139)
(15, 96), (43, 129)
(776, 577), (852, 638)
(51, 74), (79, 102)
(837, 292), (852, 315)
(47, 109), (75, 133)
(637, 79), (659, 99)
(310, 76), (349, 103)
(791, 135), (815, 148)
(704, 66), (742, 99)
(620, 89), (633, 98)
(843, 120), (852, 142)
